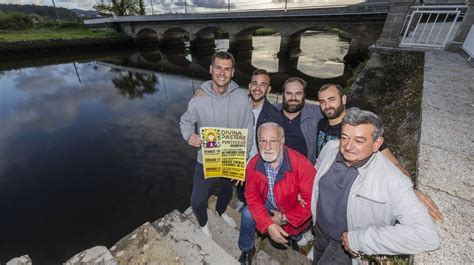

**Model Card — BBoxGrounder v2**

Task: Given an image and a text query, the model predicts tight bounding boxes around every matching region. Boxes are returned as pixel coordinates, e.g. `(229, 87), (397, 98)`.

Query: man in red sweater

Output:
(238, 122), (316, 265)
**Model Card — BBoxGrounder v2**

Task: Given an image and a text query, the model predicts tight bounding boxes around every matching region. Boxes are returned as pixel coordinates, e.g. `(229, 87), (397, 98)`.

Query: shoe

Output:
(200, 223), (212, 239)
(307, 246), (314, 261)
(235, 200), (245, 212)
(220, 212), (237, 228)
(238, 247), (255, 265)
(297, 230), (314, 247)
(288, 239), (300, 251)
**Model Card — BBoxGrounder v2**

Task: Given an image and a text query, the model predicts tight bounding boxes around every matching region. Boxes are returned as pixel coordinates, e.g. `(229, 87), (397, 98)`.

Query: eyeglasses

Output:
(258, 139), (281, 146)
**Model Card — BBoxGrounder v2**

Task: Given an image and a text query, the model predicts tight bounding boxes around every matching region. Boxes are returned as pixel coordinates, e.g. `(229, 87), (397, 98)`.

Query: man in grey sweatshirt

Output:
(180, 51), (254, 238)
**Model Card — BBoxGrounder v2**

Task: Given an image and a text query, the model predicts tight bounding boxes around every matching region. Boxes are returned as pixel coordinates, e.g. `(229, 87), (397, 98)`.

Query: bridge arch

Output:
(161, 27), (189, 50)
(135, 28), (160, 43)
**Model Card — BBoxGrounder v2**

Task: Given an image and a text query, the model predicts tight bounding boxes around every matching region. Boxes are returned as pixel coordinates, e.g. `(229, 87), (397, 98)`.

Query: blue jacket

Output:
(255, 99), (283, 144)
(277, 102), (323, 164)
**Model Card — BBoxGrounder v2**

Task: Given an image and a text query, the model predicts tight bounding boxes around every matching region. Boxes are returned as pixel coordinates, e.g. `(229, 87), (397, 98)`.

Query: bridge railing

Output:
(147, 0), (386, 15)
(399, 4), (468, 49)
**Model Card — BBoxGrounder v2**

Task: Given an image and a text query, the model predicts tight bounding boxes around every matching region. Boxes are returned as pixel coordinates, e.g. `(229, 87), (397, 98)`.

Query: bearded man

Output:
(279, 77), (323, 164)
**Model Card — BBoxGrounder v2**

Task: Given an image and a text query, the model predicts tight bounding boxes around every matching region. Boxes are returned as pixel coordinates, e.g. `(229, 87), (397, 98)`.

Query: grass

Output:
(0, 28), (122, 42)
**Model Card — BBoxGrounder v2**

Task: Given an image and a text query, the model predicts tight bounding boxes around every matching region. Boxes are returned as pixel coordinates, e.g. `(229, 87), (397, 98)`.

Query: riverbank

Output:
(0, 36), (134, 58)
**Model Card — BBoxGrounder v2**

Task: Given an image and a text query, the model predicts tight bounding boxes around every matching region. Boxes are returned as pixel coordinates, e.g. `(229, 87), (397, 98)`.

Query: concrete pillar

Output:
(277, 33), (301, 57)
(346, 25), (383, 65)
(448, 3), (474, 51)
(277, 55), (299, 75)
(228, 33), (253, 54)
(190, 31), (216, 54)
(375, 0), (415, 48)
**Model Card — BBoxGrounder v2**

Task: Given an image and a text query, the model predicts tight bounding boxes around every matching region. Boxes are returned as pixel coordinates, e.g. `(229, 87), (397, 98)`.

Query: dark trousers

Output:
(190, 162), (234, 227)
(312, 224), (352, 265)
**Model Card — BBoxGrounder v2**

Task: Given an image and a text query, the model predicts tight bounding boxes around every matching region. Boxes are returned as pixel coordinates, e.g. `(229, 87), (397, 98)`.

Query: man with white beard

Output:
(237, 122), (316, 265)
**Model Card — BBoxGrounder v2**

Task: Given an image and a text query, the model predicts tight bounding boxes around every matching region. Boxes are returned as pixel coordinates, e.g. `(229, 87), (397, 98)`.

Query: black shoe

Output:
(238, 247), (255, 265)
(288, 239), (300, 251)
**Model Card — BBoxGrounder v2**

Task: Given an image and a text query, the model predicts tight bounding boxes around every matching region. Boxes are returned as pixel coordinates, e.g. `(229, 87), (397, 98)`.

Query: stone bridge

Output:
(85, 2), (389, 62)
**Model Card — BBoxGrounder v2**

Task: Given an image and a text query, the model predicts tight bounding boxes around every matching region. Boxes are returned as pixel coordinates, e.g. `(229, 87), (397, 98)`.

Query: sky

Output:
(0, 0), (361, 13)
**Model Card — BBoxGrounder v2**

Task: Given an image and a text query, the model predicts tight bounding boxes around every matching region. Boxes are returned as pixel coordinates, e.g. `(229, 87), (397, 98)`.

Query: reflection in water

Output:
(111, 70), (159, 99)
(299, 31), (349, 78)
(0, 35), (361, 263)
(251, 35), (280, 72)
(0, 62), (197, 264)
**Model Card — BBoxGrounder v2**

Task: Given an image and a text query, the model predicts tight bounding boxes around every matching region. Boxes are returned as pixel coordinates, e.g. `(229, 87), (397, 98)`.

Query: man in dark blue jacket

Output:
(248, 69), (282, 159)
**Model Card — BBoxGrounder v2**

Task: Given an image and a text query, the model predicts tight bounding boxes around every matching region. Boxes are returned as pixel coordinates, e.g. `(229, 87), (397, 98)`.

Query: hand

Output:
(270, 210), (282, 225)
(187, 133), (203, 147)
(267, 224), (288, 244)
(415, 190), (444, 223)
(341, 232), (355, 255)
(297, 193), (306, 207)
(193, 88), (206, 97)
(232, 180), (244, 187)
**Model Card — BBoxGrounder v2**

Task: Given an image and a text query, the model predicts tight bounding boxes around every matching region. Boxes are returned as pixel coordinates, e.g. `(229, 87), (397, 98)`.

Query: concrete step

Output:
(109, 221), (183, 264)
(192, 195), (287, 264)
(6, 255), (32, 265)
(151, 209), (239, 265)
(208, 195), (242, 230)
(185, 206), (280, 265)
(64, 246), (117, 265)
(184, 207), (241, 258)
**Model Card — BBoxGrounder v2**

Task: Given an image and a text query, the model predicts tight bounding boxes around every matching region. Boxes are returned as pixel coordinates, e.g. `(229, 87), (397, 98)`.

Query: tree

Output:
(111, 70), (159, 99)
(94, 0), (146, 16)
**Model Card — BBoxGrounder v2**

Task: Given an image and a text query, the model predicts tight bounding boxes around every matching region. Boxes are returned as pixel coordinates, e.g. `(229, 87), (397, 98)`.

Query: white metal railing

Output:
(400, 5), (468, 49)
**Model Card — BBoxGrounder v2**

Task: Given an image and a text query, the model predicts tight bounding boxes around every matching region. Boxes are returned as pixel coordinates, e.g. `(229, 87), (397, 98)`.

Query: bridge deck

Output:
(84, 2), (389, 25)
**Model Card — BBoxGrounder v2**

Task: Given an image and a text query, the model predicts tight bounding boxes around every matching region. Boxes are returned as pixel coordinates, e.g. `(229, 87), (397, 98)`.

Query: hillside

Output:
(0, 3), (77, 20)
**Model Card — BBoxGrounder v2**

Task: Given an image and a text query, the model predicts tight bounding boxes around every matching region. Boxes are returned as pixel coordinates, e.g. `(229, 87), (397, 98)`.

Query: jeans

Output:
(238, 205), (303, 252)
(238, 206), (257, 252)
(312, 224), (352, 265)
(190, 162), (234, 227)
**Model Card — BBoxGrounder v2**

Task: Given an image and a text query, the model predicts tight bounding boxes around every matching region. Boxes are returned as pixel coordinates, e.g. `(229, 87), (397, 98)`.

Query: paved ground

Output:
(414, 51), (473, 264)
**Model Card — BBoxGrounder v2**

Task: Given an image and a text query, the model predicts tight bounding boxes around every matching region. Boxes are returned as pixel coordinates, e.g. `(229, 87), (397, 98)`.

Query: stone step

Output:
(189, 195), (286, 264)
(184, 207), (241, 258)
(208, 195), (242, 230)
(64, 246), (117, 265)
(151, 209), (239, 265)
(6, 255), (32, 265)
(109, 221), (182, 264)
(185, 208), (280, 265)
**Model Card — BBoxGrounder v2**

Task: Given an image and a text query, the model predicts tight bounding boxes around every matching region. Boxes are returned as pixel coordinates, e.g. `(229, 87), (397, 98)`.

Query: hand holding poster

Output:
(200, 127), (248, 181)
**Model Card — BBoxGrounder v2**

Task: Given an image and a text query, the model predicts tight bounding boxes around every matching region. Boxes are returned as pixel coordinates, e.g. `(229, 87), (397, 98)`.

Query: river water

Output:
(0, 33), (354, 263)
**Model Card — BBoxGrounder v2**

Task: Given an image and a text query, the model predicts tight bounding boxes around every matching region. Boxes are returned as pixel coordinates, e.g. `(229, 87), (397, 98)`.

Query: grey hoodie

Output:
(180, 80), (254, 164)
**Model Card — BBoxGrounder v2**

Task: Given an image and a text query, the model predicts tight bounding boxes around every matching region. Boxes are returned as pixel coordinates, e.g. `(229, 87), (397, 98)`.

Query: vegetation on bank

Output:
(0, 11), (122, 42)
(349, 52), (424, 180)
(0, 28), (121, 42)
(346, 52), (424, 265)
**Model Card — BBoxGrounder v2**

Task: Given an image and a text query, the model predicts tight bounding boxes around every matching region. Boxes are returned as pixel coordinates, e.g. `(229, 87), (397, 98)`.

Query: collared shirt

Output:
(316, 152), (371, 241)
(249, 103), (264, 158)
(281, 111), (307, 157)
(264, 157), (282, 210)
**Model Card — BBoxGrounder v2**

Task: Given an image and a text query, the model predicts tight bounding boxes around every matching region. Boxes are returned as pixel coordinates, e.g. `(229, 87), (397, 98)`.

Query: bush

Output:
(0, 11), (34, 30)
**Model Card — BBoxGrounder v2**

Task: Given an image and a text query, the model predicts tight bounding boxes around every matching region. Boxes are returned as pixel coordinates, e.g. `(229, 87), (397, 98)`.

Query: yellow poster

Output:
(200, 127), (248, 181)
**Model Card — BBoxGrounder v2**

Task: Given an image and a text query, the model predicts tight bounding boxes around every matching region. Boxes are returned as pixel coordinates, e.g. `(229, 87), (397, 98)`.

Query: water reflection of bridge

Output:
(86, 2), (388, 70)
(101, 48), (351, 96)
